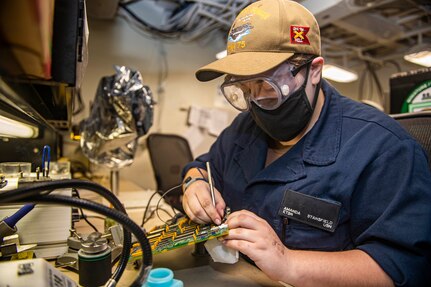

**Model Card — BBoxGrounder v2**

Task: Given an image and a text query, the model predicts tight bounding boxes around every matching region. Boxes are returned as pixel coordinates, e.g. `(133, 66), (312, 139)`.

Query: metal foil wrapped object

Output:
(80, 66), (154, 169)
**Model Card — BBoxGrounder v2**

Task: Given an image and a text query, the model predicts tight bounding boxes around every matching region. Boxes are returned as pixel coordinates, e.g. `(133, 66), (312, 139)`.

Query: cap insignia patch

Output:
(228, 23), (254, 42)
(290, 25), (310, 45)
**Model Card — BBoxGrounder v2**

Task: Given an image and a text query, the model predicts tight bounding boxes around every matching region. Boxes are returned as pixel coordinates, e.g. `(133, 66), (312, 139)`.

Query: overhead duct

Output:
(300, 0), (397, 28)
(332, 12), (403, 45)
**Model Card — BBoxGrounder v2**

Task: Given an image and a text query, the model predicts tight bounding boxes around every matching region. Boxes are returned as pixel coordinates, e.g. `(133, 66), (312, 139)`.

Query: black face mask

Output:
(249, 64), (320, 142)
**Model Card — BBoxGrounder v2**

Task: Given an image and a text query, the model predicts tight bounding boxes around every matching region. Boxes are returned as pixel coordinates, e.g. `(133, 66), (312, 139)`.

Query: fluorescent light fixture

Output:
(216, 50), (227, 59)
(404, 43), (431, 67)
(0, 115), (38, 138)
(322, 64), (358, 83)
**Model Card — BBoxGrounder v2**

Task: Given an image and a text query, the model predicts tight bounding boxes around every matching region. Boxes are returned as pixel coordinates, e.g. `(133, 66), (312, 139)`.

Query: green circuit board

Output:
(130, 216), (229, 261)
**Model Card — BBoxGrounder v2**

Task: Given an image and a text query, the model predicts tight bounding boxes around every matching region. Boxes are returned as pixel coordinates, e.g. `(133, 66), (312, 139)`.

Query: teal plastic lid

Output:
(143, 268), (183, 287)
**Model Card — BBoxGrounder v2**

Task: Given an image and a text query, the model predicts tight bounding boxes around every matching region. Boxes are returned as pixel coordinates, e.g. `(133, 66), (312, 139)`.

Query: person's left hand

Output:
(221, 209), (289, 281)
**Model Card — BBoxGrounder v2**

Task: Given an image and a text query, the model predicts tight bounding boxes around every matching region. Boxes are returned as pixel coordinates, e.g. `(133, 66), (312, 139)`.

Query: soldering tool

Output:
(206, 162), (216, 207)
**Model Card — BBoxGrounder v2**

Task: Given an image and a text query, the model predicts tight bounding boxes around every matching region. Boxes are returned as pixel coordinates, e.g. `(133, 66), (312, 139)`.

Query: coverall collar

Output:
(303, 80), (342, 165)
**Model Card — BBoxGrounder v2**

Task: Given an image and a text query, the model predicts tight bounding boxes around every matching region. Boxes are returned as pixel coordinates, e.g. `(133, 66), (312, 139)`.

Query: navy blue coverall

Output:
(183, 80), (431, 286)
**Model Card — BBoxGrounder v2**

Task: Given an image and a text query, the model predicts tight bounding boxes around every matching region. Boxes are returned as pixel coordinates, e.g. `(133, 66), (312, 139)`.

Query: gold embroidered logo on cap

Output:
(227, 5), (272, 54)
(227, 23), (253, 53)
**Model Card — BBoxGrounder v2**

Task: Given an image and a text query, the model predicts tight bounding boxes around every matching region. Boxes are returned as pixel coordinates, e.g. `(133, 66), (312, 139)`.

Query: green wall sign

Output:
(402, 80), (431, 113)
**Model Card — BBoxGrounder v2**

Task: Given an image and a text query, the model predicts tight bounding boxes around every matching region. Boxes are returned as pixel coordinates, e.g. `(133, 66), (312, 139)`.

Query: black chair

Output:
(146, 133), (194, 213)
(391, 111), (431, 169)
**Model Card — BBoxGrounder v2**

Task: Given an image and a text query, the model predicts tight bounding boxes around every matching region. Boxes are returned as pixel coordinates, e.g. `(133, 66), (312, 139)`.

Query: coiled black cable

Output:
(0, 179), (130, 282)
(0, 179), (150, 286)
(6, 194), (152, 287)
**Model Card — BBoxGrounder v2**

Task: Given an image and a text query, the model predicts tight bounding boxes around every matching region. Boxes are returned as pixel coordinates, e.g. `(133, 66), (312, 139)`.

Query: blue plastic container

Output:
(143, 268), (183, 287)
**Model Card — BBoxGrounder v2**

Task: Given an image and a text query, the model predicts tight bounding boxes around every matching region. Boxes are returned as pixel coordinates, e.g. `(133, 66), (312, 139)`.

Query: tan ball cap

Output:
(196, 0), (321, 82)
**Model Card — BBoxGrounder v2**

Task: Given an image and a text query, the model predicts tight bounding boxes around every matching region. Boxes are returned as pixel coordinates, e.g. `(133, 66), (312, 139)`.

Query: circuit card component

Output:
(130, 217), (229, 262)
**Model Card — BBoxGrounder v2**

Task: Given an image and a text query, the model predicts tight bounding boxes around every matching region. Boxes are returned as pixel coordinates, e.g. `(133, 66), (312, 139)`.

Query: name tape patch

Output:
(278, 189), (341, 232)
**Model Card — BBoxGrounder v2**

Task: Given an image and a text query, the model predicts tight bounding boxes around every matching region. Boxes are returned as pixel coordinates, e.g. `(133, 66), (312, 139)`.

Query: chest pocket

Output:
(283, 220), (353, 251)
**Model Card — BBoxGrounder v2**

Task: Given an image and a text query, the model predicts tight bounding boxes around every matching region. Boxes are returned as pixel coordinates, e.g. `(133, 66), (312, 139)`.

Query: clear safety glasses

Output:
(220, 58), (314, 111)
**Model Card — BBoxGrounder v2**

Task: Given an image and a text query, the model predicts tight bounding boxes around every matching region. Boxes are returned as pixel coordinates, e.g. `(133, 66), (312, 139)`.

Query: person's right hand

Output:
(182, 179), (226, 225)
